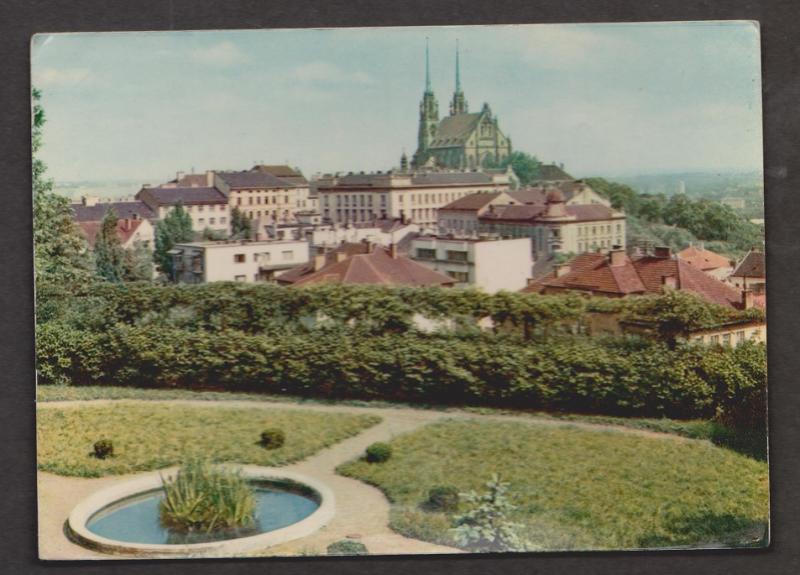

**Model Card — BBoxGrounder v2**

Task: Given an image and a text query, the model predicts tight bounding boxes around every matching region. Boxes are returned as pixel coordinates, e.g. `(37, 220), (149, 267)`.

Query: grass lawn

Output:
(338, 419), (769, 551)
(37, 403), (380, 477)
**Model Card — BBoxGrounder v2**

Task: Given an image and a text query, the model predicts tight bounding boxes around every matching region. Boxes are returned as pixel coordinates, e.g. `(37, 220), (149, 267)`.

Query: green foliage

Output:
(159, 458), (256, 533)
(32, 87), (93, 295)
(93, 208), (126, 282)
(338, 419), (769, 550)
(93, 439), (113, 459)
(586, 177), (764, 257)
(122, 241), (154, 282)
(427, 485), (460, 512)
(37, 403), (380, 477)
(230, 206), (252, 239)
(366, 442), (392, 463)
(154, 201), (194, 278)
(259, 428), (286, 449)
(489, 151), (541, 186)
(452, 474), (527, 552)
(326, 539), (369, 555)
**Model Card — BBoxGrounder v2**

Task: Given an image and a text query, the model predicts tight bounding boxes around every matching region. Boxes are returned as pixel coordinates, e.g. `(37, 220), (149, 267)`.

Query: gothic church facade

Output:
(411, 44), (512, 170)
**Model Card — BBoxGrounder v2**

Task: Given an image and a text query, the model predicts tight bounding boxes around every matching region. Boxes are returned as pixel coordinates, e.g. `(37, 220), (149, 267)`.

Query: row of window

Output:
(184, 204), (226, 213)
(707, 330), (760, 345)
(237, 195), (291, 206)
(196, 217), (226, 226)
(577, 238), (623, 252)
(324, 189), (484, 209)
(578, 223), (622, 237)
(233, 250), (296, 264)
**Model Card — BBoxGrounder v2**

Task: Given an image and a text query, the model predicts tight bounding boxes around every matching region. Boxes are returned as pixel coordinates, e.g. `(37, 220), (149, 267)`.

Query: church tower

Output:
(449, 40), (468, 116)
(412, 39), (439, 168)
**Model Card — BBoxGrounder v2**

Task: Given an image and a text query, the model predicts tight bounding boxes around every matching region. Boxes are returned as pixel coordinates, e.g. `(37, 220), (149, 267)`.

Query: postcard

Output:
(33, 22), (767, 559)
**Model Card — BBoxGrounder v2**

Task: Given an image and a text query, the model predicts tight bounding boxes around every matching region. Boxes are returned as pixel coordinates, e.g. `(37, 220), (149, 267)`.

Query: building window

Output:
(710, 334), (720, 344)
(722, 333), (732, 346)
(237, 198), (242, 206)
(736, 330), (745, 344)
(234, 275), (246, 282)
(234, 254), (245, 263)
(446, 250), (468, 262)
(198, 205), (204, 212)
(262, 252), (271, 262)
(198, 218), (205, 224)
(447, 270), (469, 283)
(220, 217), (227, 224)
(416, 248), (436, 260)
(210, 217), (216, 224)
(282, 250), (294, 261)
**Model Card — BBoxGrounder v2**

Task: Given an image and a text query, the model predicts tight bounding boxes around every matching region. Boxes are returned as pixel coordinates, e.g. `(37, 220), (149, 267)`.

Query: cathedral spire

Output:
(450, 39), (468, 116)
(425, 37), (432, 93)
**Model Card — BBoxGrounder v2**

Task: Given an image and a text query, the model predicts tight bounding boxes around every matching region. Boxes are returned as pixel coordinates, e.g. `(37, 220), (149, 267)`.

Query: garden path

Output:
(37, 398), (700, 559)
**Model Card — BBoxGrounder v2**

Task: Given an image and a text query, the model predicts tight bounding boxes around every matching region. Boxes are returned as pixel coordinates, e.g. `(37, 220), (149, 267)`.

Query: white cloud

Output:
(190, 41), (249, 66)
(290, 61), (374, 85)
(33, 67), (91, 88)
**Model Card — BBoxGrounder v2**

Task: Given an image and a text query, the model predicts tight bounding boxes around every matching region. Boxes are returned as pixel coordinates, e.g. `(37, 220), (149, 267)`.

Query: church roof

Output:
(429, 113), (483, 148)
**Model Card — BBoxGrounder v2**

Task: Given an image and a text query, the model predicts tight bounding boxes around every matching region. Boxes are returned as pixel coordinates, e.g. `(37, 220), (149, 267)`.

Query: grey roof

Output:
(535, 164), (574, 182)
(429, 113), (482, 147)
(136, 186), (228, 206)
(217, 170), (296, 189)
(315, 170), (497, 189)
(731, 249), (766, 278)
(71, 201), (156, 222)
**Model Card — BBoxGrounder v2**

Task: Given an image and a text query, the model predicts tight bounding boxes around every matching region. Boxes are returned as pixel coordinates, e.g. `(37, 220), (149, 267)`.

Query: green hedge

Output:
(36, 322), (765, 424)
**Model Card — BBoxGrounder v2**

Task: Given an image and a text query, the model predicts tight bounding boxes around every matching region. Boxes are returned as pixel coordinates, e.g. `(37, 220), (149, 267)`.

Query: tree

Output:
(122, 241), (154, 282)
(93, 208), (126, 282)
(493, 151), (541, 187)
(230, 206), (252, 239)
(154, 202), (194, 279)
(32, 87), (92, 290)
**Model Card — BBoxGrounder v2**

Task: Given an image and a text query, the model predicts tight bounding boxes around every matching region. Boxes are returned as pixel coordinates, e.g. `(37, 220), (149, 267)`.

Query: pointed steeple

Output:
(450, 39), (468, 116)
(425, 37), (432, 93)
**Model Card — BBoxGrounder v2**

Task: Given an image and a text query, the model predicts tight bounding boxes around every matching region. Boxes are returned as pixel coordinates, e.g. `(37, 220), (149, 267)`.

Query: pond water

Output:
(86, 483), (320, 545)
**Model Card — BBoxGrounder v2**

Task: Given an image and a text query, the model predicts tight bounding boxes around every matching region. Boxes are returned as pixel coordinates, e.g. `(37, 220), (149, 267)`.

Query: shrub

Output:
(259, 428), (286, 449)
(451, 474), (527, 552)
(159, 458), (256, 533)
(365, 442), (392, 463)
(93, 439), (113, 459)
(326, 539), (369, 555)
(427, 485), (460, 512)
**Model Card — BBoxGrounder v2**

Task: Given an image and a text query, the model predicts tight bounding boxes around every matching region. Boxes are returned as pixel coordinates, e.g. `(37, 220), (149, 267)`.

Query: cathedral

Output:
(410, 43), (512, 170)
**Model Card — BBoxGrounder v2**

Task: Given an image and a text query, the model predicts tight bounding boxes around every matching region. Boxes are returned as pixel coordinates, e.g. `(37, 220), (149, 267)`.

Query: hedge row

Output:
(36, 323), (766, 425)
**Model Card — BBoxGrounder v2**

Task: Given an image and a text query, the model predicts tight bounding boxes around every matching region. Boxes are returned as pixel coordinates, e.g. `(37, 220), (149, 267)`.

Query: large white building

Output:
(410, 235), (533, 292)
(170, 239), (309, 283)
(135, 185), (230, 235)
(314, 169), (513, 232)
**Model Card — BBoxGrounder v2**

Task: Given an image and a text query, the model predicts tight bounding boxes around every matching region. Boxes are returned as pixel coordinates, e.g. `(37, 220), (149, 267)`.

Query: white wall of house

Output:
(157, 204), (230, 235)
(173, 239), (309, 283)
(410, 236), (532, 293)
(120, 218), (155, 250)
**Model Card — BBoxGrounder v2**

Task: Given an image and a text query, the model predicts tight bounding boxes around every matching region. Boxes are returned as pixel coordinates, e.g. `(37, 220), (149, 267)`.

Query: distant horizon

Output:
(33, 23), (763, 184)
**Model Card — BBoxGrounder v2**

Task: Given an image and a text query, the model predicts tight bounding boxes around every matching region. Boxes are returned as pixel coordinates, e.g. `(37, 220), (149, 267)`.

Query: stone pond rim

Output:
(66, 465), (335, 558)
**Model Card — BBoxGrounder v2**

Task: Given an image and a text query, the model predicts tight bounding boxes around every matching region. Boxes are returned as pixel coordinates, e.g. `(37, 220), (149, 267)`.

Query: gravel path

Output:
(37, 398), (700, 560)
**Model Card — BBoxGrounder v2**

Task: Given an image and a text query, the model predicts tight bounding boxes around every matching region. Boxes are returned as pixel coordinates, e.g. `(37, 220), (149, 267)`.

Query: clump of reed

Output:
(159, 458), (256, 533)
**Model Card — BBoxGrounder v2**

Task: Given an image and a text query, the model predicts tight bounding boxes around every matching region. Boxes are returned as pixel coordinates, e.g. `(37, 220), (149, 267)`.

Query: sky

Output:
(31, 22), (763, 184)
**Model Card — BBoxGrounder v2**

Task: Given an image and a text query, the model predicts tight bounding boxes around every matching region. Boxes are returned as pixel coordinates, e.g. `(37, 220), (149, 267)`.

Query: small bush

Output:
(159, 458), (256, 533)
(93, 439), (113, 459)
(259, 428), (286, 449)
(365, 442), (392, 463)
(326, 539), (369, 555)
(427, 485), (460, 512)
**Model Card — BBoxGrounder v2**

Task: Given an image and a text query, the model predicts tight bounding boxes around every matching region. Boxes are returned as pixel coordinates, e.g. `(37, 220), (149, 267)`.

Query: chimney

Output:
(662, 275), (677, 289)
(206, 170), (214, 187)
(313, 254), (326, 271)
(132, 212), (140, 220)
(554, 263), (571, 278)
(698, 240), (705, 251)
(654, 246), (672, 259)
(742, 289), (755, 309)
(389, 243), (398, 259)
(176, 170), (184, 183)
(609, 247), (626, 267)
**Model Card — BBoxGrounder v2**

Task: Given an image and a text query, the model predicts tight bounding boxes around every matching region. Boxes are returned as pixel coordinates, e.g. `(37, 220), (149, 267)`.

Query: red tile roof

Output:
(525, 251), (745, 308)
(281, 245), (455, 287)
(677, 245), (733, 271)
(78, 218), (145, 248)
